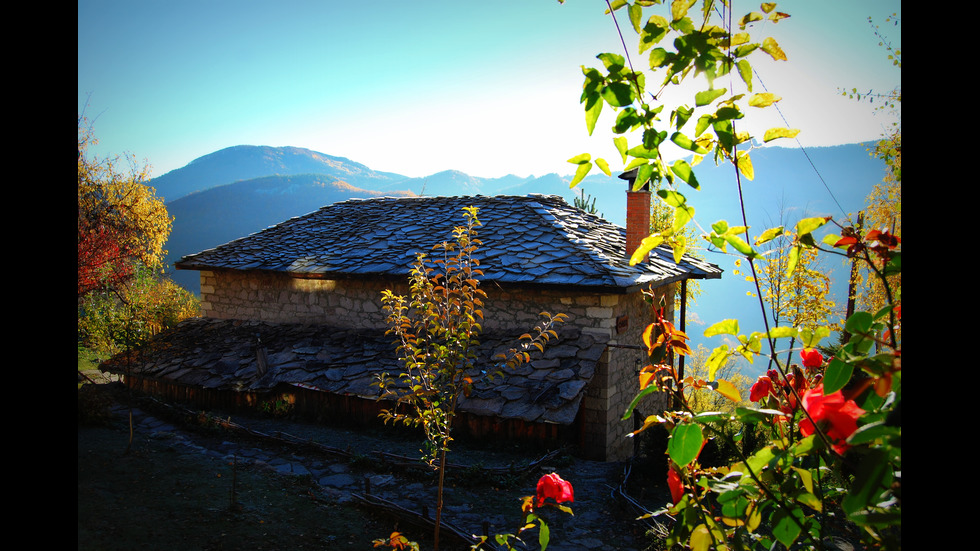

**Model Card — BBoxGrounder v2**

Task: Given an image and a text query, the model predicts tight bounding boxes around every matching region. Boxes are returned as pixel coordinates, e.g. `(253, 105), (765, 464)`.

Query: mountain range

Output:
(155, 143), (887, 375)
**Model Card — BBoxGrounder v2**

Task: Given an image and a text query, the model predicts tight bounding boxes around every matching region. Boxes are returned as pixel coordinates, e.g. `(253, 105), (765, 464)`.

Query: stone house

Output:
(104, 181), (721, 461)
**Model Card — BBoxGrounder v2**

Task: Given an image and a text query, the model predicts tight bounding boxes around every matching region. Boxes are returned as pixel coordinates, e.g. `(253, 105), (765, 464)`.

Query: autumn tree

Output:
(77, 116), (199, 361)
(79, 262), (200, 357)
(78, 116), (171, 297)
(681, 343), (751, 412)
(756, 228), (838, 368)
(376, 207), (565, 551)
(844, 14), (901, 342)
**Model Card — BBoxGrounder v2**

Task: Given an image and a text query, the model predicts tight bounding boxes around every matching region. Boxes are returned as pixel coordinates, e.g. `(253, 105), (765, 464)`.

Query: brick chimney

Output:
(620, 169), (651, 263)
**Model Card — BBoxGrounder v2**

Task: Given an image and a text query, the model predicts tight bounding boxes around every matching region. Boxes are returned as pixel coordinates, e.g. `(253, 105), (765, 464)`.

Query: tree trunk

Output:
(434, 446), (447, 551)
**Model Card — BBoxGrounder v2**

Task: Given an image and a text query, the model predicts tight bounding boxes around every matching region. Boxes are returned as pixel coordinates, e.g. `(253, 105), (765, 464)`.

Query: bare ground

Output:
(77, 382), (672, 551)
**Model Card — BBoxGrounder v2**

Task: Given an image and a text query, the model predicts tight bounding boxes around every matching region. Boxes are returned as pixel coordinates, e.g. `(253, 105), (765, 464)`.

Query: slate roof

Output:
(101, 318), (609, 426)
(175, 194), (721, 290)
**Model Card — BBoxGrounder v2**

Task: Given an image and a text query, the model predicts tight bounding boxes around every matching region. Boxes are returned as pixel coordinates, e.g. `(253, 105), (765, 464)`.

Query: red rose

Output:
(800, 348), (823, 369)
(799, 384), (865, 454)
(749, 376), (773, 402)
(536, 473), (574, 507)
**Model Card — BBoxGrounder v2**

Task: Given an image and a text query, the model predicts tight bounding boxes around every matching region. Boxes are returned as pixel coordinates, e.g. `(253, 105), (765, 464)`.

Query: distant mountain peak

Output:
(151, 145), (406, 203)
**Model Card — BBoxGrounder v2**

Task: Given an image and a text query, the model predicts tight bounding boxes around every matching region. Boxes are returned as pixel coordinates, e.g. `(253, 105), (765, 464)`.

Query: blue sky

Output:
(78, 1), (901, 180)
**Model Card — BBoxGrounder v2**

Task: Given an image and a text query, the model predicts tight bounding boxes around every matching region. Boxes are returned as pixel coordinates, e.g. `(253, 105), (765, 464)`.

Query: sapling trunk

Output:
(434, 446), (447, 551)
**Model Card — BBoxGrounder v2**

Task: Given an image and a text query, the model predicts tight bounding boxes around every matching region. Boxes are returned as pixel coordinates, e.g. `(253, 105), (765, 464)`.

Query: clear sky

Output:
(78, 0), (901, 180)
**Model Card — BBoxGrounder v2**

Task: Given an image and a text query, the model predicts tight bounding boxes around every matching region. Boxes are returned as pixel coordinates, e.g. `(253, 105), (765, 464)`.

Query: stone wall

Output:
(198, 270), (397, 328)
(199, 269), (647, 334)
(196, 268), (675, 461)
(576, 282), (675, 461)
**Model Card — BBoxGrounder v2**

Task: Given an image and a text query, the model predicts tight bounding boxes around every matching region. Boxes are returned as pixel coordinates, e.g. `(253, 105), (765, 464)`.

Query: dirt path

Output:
(78, 383), (672, 550)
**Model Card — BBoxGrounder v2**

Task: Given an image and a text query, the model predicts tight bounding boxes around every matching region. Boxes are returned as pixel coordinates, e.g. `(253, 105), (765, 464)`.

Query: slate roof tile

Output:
(102, 318), (610, 426)
(174, 194), (721, 289)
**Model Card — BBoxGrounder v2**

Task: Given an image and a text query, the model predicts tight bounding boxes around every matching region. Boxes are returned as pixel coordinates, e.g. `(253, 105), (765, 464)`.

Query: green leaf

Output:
(822, 233), (842, 247)
(771, 506), (804, 548)
(842, 448), (892, 515)
(673, 106), (694, 131)
(597, 52), (626, 72)
(668, 423), (704, 467)
(706, 345), (729, 377)
(671, 234), (687, 263)
(736, 151), (754, 180)
(538, 518), (551, 551)
(689, 524), (711, 551)
(694, 114), (712, 137)
(657, 189), (687, 208)
(763, 127), (800, 142)
(628, 2), (643, 33)
(567, 153), (591, 165)
(735, 407), (786, 424)
(790, 434), (818, 456)
(670, 0), (697, 22)
(734, 43), (760, 58)
(848, 510), (903, 529)
(766, 326), (796, 339)
(755, 226), (784, 245)
(601, 81), (635, 107)
(738, 12), (764, 28)
(736, 59), (753, 91)
(797, 326), (829, 348)
(622, 384), (661, 420)
(568, 161), (592, 188)
(705, 319), (739, 337)
(629, 233), (665, 266)
(695, 88), (727, 107)
(784, 245), (800, 277)
(724, 233), (754, 256)
(624, 156), (648, 172)
(761, 37), (787, 61)
(634, 162), (654, 189)
(584, 94), (603, 136)
(595, 157), (611, 176)
(694, 410), (730, 423)
(613, 136), (629, 164)
(673, 205), (695, 233)
(613, 107), (643, 133)
(642, 128), (668, 150)
(640, 16), (670, 52)
(822, 357), (854, 395)
(795, 491), (822, 512)
(748, 92), (781, 107)
(845, 311), (874, 335)
(648, 47), (669, 68)
(847, 421), (901, 446)
(670, 132), (709, 155)
(744, 444), (775, 473)
(883, 251), (901, 276)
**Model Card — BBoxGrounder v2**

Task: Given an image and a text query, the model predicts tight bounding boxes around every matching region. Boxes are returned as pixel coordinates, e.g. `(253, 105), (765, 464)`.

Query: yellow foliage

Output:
(78, 116), (172, 294)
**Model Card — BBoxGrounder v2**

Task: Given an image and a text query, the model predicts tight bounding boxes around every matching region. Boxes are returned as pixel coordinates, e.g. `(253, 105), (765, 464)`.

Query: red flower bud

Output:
(536, 473), (574, 508)
(749, 376), (773, 402)
(667, 465), (684, 504)
(800, 348), (823, 369)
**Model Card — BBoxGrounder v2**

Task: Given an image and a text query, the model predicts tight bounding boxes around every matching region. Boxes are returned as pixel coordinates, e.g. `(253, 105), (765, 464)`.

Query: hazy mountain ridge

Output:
(151, 145), (407, 203)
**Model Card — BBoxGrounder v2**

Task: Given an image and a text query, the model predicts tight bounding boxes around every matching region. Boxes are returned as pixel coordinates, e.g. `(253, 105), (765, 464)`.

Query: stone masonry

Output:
(197, 268), (674, 461)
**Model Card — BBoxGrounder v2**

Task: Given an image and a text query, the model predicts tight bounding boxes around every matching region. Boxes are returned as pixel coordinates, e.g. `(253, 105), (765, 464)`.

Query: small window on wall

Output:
(616, 314), (628, 334)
